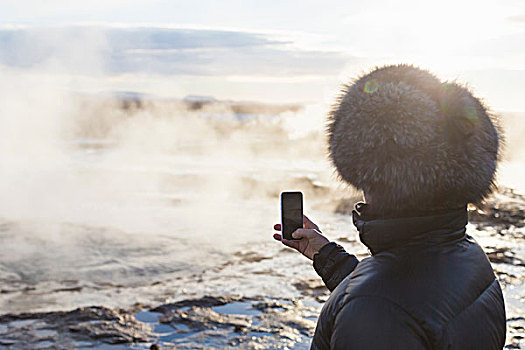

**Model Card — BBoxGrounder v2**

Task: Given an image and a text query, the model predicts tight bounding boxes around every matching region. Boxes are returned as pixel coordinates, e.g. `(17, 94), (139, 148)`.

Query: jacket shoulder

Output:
(313, 238), (506, 348)
(312, 293), (429, 349)
(440, 278), (506, 349)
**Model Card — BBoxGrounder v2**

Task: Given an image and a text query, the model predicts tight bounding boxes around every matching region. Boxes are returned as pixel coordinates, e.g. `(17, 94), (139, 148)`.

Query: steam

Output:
(0, 25), (332, 251)
(496, 111), (525, 192)
(0, 27), (109, 226)
(1, 25), (523, 263)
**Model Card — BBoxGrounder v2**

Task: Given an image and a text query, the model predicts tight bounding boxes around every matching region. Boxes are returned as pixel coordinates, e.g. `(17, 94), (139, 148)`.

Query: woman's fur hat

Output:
(328, 64), (502, 215)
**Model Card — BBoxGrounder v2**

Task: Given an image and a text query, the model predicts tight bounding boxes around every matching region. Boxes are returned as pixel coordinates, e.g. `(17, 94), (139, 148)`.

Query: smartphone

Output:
(280, 191), (303, 240)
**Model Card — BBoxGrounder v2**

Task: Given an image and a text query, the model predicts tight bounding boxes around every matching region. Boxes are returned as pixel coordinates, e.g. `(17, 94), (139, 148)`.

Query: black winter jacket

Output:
(311, 203), (506, 349)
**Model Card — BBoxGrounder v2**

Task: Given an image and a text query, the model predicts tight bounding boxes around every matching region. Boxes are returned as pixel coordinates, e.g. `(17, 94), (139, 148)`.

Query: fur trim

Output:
(328, 64), (502, 215)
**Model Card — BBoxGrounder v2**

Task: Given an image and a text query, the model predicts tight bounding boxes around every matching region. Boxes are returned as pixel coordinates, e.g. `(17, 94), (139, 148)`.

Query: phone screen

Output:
(281, 191), (303, 240)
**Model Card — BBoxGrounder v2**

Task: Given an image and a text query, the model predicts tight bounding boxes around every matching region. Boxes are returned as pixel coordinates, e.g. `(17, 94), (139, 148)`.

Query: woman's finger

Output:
(292, 228), (315, 239)
(303, 215), (319, 230)
(273, 224), (281, 231)
(273, 233), (282, 241)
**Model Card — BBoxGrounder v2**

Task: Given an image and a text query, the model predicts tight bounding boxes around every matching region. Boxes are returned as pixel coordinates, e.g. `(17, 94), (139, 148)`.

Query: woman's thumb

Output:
(292, 229), (309, 239)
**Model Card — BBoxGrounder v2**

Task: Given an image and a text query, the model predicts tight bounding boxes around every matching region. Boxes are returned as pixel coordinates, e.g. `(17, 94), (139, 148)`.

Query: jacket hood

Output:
(352, 202), (468, 254)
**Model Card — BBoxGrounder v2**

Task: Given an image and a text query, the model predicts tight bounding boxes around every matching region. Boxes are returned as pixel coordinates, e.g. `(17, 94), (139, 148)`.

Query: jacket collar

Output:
(352, 202), (468, 255)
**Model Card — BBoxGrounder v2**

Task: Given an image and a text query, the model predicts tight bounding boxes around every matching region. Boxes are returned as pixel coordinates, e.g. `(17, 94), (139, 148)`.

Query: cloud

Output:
(460, 68), (525, 112)
(0, 25), (353, 77)
(464, 32), (525, 56)
(506, 14), (525, 23)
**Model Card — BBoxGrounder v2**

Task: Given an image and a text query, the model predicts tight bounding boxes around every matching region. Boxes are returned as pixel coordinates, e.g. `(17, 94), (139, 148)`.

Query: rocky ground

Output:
(0, 187), (523, 349)
(0, 294), (323, 349)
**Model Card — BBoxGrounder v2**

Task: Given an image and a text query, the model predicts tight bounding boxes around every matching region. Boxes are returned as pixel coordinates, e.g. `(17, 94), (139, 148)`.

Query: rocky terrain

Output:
(0, 187), (523, 349)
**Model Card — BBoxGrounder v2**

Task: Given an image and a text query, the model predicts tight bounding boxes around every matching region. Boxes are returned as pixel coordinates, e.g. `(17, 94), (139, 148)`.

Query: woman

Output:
(273, 65), (506, 349)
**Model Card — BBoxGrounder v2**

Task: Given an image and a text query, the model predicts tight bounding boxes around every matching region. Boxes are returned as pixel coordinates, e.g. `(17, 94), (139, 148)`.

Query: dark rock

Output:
(233, 324), (247, 333)
(334, 197), (361, 215)
(160, 305), (251, 331)
(293, 279), (329, 299)
(252, 300), (291, 312)
(0, 306), (152, 347)
(485, 247), (525, 266)
(151, 295), (254, 314)
(233, 251), (272, 263)
(469, 187), (525, 230)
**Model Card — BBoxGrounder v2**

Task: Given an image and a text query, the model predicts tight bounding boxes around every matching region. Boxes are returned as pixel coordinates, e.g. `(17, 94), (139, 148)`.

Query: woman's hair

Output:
(328, 64), (503, 217)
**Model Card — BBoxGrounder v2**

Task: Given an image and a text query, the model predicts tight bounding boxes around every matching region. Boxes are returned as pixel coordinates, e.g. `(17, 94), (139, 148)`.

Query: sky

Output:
(1, 0), (524, 110)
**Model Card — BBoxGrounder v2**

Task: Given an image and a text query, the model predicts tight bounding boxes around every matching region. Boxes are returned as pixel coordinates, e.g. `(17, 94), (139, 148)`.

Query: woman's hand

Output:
(273, 215), (330, 260)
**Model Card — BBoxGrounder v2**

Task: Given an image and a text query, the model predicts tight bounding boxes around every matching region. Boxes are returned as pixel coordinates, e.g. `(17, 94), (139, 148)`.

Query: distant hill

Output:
(69, 91), (304, 139)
